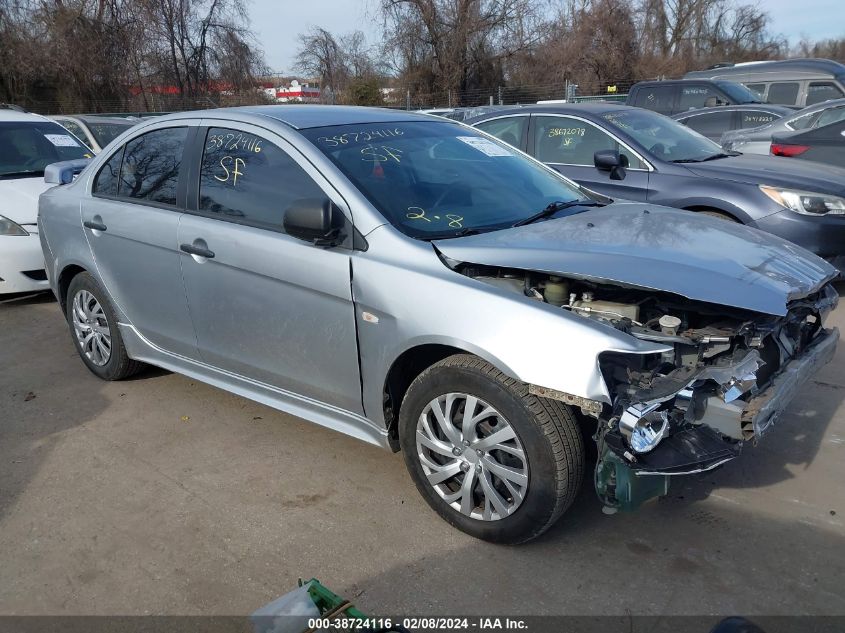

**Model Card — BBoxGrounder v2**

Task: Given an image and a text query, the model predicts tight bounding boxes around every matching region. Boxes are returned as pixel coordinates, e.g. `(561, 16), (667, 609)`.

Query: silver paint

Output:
(37, 106), (838, 453)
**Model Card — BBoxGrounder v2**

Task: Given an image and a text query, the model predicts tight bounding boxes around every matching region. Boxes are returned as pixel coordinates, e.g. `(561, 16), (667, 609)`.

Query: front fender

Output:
(352, 231), (667, 427)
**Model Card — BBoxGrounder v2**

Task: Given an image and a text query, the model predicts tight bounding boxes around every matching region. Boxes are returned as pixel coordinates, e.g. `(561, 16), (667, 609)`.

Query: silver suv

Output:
(39, 106), (839, 543)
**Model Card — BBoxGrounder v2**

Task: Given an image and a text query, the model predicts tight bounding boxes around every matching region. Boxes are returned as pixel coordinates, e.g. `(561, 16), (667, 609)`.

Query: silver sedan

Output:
(38, 106), (839, 543)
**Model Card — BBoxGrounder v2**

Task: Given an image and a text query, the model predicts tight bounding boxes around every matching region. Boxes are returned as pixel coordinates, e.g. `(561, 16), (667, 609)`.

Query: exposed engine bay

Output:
(461, 264), (840, 512)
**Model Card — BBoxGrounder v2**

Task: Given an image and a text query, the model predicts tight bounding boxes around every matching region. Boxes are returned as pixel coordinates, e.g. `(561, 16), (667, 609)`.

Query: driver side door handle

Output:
(83, 220), (107, 231)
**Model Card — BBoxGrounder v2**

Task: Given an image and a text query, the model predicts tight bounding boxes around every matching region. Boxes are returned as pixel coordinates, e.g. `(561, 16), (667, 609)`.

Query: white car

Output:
(0, 108), (92, 294)
(49, 115), (137, 153)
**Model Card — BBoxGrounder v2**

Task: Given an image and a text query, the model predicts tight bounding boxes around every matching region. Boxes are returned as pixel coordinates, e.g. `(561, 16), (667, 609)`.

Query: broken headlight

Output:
(619, 402), (670, 453)
(760, 185), (845, 216)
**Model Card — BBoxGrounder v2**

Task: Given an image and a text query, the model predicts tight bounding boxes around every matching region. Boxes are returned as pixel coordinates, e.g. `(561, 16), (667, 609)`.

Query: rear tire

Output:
(66, 272), (144, 381)
(398, 354), (584, 544)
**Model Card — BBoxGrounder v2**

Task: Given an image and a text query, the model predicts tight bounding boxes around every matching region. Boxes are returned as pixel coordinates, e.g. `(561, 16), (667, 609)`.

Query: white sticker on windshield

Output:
(456, 136), (513, 157)
(44, 134), (81, 147)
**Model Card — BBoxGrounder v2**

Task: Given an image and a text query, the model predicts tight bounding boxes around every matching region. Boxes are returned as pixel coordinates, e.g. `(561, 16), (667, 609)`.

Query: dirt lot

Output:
(1, 288), (844, 616)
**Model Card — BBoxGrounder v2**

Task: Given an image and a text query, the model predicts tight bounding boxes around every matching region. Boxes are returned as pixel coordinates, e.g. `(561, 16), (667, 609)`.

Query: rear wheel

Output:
(399, 354), (584, 544)
(66, 272), (144, 380)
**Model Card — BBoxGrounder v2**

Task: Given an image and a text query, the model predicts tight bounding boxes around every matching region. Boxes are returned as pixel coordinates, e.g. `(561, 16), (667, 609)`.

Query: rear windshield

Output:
(87, 121), (134, 147)
(0, 121), (91, 178)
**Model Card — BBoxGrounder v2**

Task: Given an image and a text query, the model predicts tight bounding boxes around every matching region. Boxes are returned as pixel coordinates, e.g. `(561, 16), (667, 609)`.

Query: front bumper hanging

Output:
(596, 326), (839, 511)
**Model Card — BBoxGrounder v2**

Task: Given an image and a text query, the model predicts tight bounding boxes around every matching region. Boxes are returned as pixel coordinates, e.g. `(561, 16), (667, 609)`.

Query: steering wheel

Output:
(431, 181), (464, 209)
(648, 142), (666, 156)
(21, 157), (44, 170)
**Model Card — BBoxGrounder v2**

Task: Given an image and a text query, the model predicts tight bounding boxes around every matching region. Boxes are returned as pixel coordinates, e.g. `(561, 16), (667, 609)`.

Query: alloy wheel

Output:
(71, 290), (112, 366)
(416, 392), (529, 521)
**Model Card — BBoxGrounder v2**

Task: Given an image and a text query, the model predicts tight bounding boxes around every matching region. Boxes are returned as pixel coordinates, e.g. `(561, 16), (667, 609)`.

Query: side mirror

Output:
(44, 158), (91, 184)
(704, 96), (719, 108)
(594, 150), (628, 181)
(283, 198), (346, 247)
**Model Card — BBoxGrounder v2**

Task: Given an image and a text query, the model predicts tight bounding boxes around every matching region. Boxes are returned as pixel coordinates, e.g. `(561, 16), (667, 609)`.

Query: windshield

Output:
(717, 81), (762, 104)
(602, 109), (725, 162)
(302, 121), (587, 238)
(87, 121), (133, 147)
(0, 121), (91, 177)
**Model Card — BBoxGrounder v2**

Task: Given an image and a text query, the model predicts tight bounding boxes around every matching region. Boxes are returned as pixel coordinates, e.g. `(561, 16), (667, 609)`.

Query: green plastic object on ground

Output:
(302, 578), (368, 620)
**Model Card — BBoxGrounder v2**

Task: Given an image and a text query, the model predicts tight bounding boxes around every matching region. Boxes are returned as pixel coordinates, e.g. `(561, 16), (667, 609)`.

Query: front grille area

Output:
(21, 269), (47, 281)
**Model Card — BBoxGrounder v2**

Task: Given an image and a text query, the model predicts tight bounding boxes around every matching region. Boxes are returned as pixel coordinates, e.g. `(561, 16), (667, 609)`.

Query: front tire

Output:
(399, 354), (584, 544)
(66, 272), (144, 381)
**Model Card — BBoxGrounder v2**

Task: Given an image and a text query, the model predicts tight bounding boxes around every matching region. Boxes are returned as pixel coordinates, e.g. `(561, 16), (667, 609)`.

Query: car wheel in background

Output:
(66, 272), (144, 381)
(697, 209), (739, 222)
(399, 354), (584, 544)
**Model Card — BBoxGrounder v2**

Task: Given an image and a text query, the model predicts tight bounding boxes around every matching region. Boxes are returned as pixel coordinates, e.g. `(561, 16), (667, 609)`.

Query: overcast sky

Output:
(249, 0), (845, 75)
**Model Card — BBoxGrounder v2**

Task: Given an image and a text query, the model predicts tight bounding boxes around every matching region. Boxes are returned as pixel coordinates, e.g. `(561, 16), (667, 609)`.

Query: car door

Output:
(177, 122), (363, 414)
(528, 114), (650, 201)
(81, 123), (198, 358)
(681, 110), (737, 141)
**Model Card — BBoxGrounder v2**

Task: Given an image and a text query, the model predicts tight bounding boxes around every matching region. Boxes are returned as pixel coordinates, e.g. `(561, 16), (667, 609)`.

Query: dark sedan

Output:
(771, 119), (845, 170)
(469, 104), (845, 270)
(671, 104), (793, 143)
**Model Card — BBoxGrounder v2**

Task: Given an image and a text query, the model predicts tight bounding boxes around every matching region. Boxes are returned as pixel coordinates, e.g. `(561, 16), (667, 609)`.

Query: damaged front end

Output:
(594, 284), (838, 512)
(459, 264), (839, 513)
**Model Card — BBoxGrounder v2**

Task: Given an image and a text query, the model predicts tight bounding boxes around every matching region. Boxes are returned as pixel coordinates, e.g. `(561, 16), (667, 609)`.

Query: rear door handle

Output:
(180, 243), (215, 259)
(83, 220), (107, 231)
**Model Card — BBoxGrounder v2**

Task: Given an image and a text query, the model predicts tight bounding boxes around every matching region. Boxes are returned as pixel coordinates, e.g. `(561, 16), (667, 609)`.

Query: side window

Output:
(745, 83), (766, 100)
(788, 111), (818, 130)
(118, 127), (187, 206)
(767, 82), (800, 105)
(807, 82), (845, 106)
(533, 116), (645, 169)
(92, 147), (124, 196)
(199, 127), (324, 232)
(677, 84), (712, 111)
(474, 117), (526, 149)
(684, 111), (734, 137)
(58, 119), (85, 140)
(815, 106), (845, 128)
(633, 86), (674, 114)
(740, 110), (779, 128)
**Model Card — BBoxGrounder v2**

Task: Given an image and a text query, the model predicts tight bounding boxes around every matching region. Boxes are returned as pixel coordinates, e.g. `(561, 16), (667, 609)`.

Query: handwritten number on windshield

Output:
(406, 207), (464, 228)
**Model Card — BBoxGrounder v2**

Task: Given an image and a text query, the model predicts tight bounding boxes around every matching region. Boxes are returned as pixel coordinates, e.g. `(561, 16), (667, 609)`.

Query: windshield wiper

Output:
(0, 170), (45, 179)
(672, 151), (739, 164)
(512, 199), (600, 227)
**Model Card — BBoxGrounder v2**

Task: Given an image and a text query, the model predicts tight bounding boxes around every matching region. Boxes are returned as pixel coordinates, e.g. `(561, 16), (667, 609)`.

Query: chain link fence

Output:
(16, 78), (651, 116)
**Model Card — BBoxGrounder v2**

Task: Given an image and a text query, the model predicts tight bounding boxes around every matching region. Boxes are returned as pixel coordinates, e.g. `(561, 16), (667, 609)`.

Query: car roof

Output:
(686, 58), (845, 77)
(167, 105), (439, 130)
(467, 103), (632, 120)
(671, 104), (794, 118)
(0, 109), (51, 123)
(792, 97), (845, 116)
(631, 79), (724, 87)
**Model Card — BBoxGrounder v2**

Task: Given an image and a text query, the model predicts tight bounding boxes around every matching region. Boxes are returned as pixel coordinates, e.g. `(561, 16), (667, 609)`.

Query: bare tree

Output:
(379, 0), (540, 103)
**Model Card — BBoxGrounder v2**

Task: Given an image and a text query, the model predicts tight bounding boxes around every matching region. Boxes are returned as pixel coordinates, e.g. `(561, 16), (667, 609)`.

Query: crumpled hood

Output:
(684, 154), (845, 196)
(435, 203), (838, 316)
(0, 177), (53, 224)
